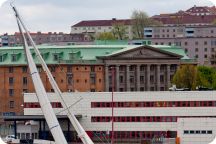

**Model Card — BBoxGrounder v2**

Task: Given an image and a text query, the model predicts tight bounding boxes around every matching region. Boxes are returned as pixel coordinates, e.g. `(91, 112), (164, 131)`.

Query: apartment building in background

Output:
(144, 26), (216, 65)
(152, 5), (216, 26)
(71, 18), (133, 39)
(0, 32), (92, 47)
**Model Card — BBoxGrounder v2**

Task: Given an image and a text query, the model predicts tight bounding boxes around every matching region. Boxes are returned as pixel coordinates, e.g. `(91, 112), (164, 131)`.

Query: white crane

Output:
(11, 4), (94, 144)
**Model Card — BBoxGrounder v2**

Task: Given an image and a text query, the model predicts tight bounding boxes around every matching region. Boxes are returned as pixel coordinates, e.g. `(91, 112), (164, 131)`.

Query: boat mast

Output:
(12, 6), (68, 144)
(11, 4), (94, 144)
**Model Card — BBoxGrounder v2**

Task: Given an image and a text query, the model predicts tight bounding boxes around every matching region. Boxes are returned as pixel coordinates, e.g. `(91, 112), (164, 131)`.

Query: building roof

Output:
(72, 19), (132, 27)
(153, 15), (216, 25)
(0, 45), (191, 65)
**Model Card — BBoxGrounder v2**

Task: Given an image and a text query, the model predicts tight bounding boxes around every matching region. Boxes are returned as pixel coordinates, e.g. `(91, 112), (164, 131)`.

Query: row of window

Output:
(7, 66), (102, 73)
(24, 102), (62, 108)
(91, 101), (216, 108)
(90, 131), (176, 139)
(110, 65), (176, 72)
(91, 116), (215, 123)
(9, 77), (28, 85)
(184, 130), (212, 135)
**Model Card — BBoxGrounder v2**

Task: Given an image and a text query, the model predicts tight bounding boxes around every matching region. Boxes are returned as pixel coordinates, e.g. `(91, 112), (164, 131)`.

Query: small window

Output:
(9, 89), (14, 96)
(201, 131), (207, 134)
(204, 41), (208, 45)
(190, 130), (195, 134)
(22, 67), (28, 73)
(53, 54), (59, 61)
(11, 54), (17, 62)
(23, 77), (28, 85)
(9, 77), (14, 85)
(9, 101), (14, 108)
(207, 131), (212, 134)
(204, 48), (208, 52)
(184, 130), (189, 134)
(204, 54), (208, 58)
(0, 55), (3, 62)
(91, 66), (95, 72)
(9, 67), (13, 73)
(50, 67), (56, 72)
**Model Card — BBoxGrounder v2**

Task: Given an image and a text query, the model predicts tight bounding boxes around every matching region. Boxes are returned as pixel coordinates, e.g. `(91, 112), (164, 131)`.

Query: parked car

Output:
(4, 135), (15, 142)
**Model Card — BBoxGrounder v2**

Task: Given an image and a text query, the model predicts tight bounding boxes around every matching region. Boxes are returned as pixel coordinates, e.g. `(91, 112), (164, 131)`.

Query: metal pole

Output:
(111, 66), (115, 144)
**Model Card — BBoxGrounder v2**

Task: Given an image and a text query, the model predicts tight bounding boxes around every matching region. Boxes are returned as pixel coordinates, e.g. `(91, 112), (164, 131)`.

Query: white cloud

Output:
(0, 0), (214, 34)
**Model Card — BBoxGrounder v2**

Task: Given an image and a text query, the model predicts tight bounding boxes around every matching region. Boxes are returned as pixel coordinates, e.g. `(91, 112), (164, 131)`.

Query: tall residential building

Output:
(0, 45), (191, 116)
(71, 18), (133, 39)
(144, 26), (216, 65)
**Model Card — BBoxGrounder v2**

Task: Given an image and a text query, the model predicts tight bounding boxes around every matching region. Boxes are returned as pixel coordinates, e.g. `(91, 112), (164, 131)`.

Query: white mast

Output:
(11, 4), (94, 144)
(12, 6), (68, 144)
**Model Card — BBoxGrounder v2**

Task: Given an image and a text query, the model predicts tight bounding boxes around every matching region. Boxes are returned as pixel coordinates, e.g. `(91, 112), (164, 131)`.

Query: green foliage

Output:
(111, 22), (128, 40)
(96, 32), (116, 40)
(172, 65), (216, 90)
(172, 65), (197, 90)
(131, 10), (162, 39)
(212, 19), (216, 25)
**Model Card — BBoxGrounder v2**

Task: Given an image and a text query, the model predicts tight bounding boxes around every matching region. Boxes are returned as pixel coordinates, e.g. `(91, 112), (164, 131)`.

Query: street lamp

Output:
(110, 66), (115, 144)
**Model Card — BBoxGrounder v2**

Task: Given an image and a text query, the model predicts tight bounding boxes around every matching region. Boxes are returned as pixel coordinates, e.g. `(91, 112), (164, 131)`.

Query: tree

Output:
(131, 10), (162, 39)
(111, 22), (127, 40)
(172, 65), (197, 90)
(212, 19), (216, 25)
(172, 65), (216, 90)
(96, 32), (116, 40)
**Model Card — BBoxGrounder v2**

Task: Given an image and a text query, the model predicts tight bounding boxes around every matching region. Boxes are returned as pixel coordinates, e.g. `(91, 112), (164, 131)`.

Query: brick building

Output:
(0, 45), (191, 116)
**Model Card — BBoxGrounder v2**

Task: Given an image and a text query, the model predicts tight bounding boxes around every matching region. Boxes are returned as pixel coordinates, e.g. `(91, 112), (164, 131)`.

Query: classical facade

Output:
(0, 45), (191, 116)
(99, 46), (182, 92)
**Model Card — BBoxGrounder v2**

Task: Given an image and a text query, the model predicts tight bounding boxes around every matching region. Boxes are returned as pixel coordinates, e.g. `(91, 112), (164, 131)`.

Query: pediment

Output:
(109, 46), (181, 59)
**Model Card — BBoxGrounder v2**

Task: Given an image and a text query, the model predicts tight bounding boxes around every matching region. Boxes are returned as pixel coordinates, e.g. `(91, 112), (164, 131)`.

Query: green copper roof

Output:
(151, 45), (190, 60)
(0, 45), (192, 65)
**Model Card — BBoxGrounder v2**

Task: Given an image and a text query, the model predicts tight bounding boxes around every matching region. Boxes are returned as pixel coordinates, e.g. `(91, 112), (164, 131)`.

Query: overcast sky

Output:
(0, 0), (214, 34)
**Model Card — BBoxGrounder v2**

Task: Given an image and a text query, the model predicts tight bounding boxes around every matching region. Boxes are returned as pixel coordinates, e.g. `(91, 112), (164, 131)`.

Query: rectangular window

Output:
(11, 54), (17, 62)
(0, 55), (3, 62)
(130, 76), (134, 83)
(140, 76), (145, 84)
(50, 67), (56, 72)
(204, 48), (208, 52)
(67, 66), (72, 73)
(23, 77), (28, 85)
(120, 76), (124, 83)
(22, 67), (28, 73)
(53, 54), (59, 61)
(91, 66), (95, 72)
(67, 76), (73, 85)
(9, 77), (14, 85)
(90, 75), (96, 84)
(23, 89), (28, 93)
(9, 67), (13, 73)
(9, 101), (14, 108)
(9, 89), (14, 96)
(160, 75), (164, 83)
